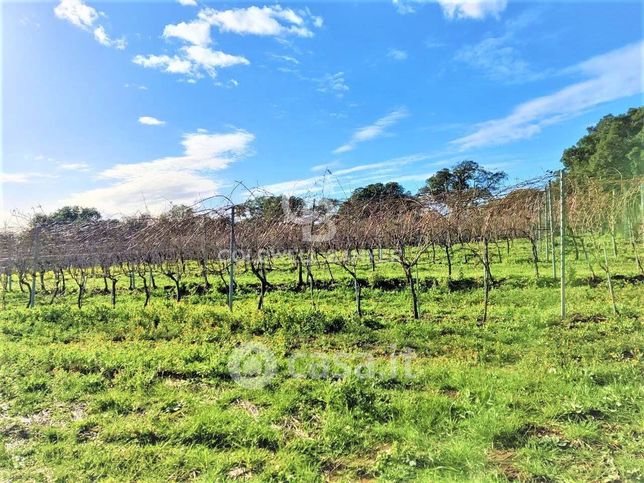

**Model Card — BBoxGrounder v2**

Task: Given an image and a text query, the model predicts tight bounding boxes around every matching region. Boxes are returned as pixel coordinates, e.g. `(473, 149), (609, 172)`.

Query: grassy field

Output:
(0, 241), (642, 481)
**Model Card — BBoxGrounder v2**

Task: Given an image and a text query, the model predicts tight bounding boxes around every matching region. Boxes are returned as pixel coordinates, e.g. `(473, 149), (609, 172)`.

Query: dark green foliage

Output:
(32, 206), (101, 226)
(340, 182), (411, 216)
(417, 160), (507, 201)
(562, 106), (643, 179)
(238, 195), (304, 221)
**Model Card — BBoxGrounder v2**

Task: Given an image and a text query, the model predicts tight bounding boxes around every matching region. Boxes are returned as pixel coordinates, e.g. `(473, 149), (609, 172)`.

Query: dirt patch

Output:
(20, 409), (52, 427)
(275, 416), (312, 440)
(1, 423), (30, 441)
(494, 423), (570, 449)
(488, 450), (525, 481)
(439, 386), (459, 398)
(228, 466), (253, 480)
(612, 274), (644, 284)
(567, 313), (607, 327)
(557, 408), (605, 422)
(234, 399), (260, 419)
(76, 424), (99, 443)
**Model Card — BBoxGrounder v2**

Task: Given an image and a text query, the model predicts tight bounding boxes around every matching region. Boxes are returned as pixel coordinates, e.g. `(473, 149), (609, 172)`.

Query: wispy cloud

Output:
(198, 5), (323, 38)
(54, 0), (126, 49)
(133, 4), (321, 81)
(258, 153), (441, 198)
(133, 48), (249, 80)
(58, 162), (90, 172)
(138, 116), (166, 126)
(124, 83), (148, 90)
(333, 107), (409, 154)
(177, 0), (197, 6)
(452, 41), (644, 150)
(317, 72), (349, 96)
(455, 10), (544, 84)
(64, 130), (254, 215)
(393, 0), (507, 20)
(1, 172), (57, 184)
(270, 53), (300, 65)
(387, 48), (408, 61)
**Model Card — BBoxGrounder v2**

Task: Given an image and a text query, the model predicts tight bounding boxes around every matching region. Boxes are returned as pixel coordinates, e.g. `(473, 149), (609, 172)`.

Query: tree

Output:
(562, 107), (643, 179)
(32, 206), (101, 226)
(238, 195), (304, 222)
(418, 161), (506, 201)
(340, 182), (411, 217)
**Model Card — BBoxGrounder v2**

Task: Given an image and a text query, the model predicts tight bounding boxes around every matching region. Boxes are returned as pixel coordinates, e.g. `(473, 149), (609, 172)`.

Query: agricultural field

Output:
(0, 240), (642, 482)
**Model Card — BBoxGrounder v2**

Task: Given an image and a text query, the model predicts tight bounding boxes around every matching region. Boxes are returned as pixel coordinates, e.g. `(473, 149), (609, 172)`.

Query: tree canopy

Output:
(340, 182), (411, 216)
(562, 107), (643, 179)
(417, 161), (507, 201)
(238, 195), (304, 222)
(32, 206), (101, 226)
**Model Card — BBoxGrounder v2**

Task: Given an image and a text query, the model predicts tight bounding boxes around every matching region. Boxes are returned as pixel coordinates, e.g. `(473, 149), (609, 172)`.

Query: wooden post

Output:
(559, 171), (566, 319)
(228, 205), (235, 311)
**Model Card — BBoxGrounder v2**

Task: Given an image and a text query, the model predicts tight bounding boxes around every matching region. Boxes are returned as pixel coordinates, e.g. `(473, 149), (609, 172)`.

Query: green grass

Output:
(0, 240), (642, 481)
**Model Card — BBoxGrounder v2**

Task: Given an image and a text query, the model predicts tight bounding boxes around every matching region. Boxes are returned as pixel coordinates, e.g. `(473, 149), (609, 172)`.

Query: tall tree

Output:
(418, 161), (506, 202)
(32, 206), (101, 226)
(238, 195), (304, 222)
(562, 107), (643, 179)
(340, 182), (411, 216)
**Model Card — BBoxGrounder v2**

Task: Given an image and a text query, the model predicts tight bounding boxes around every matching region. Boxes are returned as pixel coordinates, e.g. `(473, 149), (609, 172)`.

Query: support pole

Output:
(560, 171), (566, 319)
(548, 182), (556, 279)
(544, 192), (549, 262)
(228, 205), (235, 311)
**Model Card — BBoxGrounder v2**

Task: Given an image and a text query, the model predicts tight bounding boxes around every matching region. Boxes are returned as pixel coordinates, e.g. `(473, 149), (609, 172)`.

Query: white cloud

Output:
(333, 107), (409, 154)
(393, 0), (507, 19)
(64, 130), (255, 215)
(437, 0), (507, 20)
(270, 54), (300, 64)
(1, 172), (56, 184)
(178, 0), (198, 6)
(259, 154), (436, 197)
(198, 5), (322, 38)
(58, 162), (90, 171)
(136, 5), (320, 82)
(124, 83), (148, 90)
(452, 41), (644, 150)
(388, 48), (408, 60)
(183, 46), (250, 74)
(133, 47), (248, 79)
(163, 20), (211, 46)
(455, 10), (543, 83)
(93, 25), (126, 50)
(54, 0), (126, 49)
(455, 36), (537, 83)
(138, 116), (166, 126)
(317, 72), (349, 96)
(54, 0), (97, 29)
(133, 54), (193, 75)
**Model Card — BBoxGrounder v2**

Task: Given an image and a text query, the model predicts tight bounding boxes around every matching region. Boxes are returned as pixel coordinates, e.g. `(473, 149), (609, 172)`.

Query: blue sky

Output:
(1, 0), (642, 220)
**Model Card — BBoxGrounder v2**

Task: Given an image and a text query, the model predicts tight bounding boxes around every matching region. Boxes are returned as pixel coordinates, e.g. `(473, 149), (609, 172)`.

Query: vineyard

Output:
(0, 174), (642, 481)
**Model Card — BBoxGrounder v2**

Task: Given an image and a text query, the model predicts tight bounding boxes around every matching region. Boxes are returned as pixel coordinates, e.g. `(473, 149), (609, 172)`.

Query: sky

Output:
(1, 0), (643, 222)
